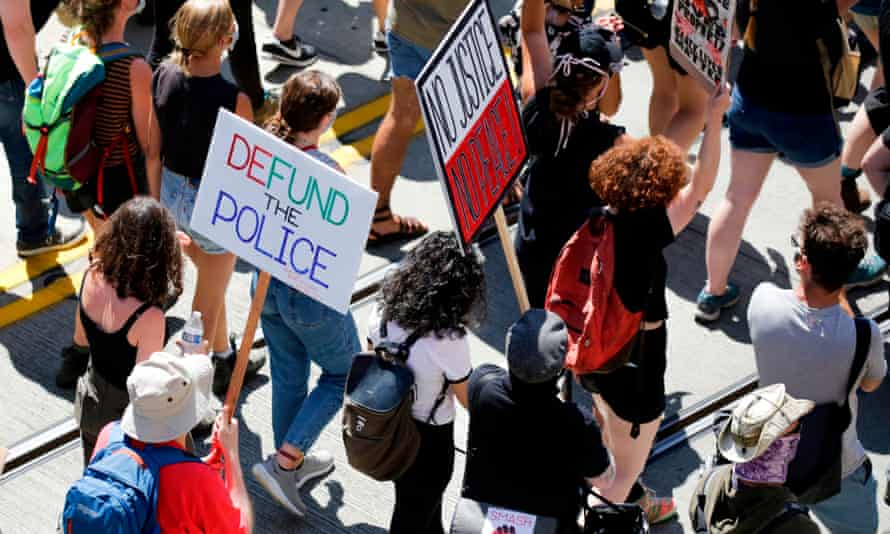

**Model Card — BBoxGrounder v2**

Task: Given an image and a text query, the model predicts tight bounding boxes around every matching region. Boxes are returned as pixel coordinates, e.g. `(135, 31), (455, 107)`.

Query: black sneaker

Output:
(212, 346), (268, 397)
(261, 35), (318, 68)
(17, 218), (87, 257)
(372, 30), (389, 54)
(56, 344), (90, 388)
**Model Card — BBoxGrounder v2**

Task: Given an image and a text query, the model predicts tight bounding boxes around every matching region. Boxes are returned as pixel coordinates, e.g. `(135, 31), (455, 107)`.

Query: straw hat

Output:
(717, 384), (815, 463)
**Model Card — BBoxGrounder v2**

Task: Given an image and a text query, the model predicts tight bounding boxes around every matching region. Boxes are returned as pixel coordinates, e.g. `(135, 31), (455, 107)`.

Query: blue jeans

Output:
(0, 78), (53, 243)
(255, 274), (360, 451)
(811, 459), (879, 534)
(727, 86), (842, 168)
(160, 167), (226, 254)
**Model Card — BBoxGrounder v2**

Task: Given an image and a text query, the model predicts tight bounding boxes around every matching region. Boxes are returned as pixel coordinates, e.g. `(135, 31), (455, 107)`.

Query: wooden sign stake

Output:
(223, 270), (271, 422)
(494, 205), (530, 314)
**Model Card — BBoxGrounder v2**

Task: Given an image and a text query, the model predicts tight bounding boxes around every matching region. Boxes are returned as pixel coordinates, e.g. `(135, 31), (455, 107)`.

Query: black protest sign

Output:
(668, 0), (735, 91)
(416, 0), (528, 245)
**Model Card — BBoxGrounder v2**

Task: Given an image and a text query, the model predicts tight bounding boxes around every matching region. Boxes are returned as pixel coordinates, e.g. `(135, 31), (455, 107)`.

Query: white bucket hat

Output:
(718, 384), (815, 463)
(121, 351), (213, 443)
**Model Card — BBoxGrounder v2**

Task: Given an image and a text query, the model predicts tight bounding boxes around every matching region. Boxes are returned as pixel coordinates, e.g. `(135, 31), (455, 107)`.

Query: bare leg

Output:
(797, 158), (843, 207)
(213, 301), (229, 354)
(858, 21), (884, 91)
(186, 244), (237, 355)
(373, 0), (388, 32)
(272, 0), (304, 41)
(662, 70), (709, 152)
(593, 394), (662, 502)
(642, 47), (679, 138)
(842, 105), (879, 176)
(84, 211), (104, 236)
(705, 150), (775, 295)
(369, 76), (427, 237)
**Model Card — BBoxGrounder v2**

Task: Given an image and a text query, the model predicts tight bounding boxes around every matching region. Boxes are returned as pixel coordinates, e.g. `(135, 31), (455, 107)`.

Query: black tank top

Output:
(152, 62), (240, 179)
(79, 270), (155, 389)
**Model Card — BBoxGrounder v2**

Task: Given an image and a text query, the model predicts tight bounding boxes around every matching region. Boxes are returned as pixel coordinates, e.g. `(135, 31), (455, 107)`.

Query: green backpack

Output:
(23, 38), (139, 192)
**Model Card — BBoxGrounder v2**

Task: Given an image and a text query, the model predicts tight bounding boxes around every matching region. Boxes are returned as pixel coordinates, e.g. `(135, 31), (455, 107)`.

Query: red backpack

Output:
(544, 210), (644, 375)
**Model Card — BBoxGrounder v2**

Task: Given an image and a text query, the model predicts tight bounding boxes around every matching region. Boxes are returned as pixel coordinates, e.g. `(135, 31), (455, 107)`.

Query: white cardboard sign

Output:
(190, 109), (377, 313)
(482, 506), (537, 534)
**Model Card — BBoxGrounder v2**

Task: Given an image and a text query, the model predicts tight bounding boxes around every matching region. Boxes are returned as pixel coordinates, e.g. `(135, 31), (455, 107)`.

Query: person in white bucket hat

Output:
(88, 351), (254, 533)
(690, 384), (820, 534)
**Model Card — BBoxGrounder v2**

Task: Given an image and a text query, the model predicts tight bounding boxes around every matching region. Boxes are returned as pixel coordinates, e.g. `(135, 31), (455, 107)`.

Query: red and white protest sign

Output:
(416, 0), (528, 245)
(669, 0), (736, 91)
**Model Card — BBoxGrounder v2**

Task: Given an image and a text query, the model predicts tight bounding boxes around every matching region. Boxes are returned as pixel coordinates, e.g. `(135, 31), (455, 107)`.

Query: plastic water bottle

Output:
(181, 311), (204, 354)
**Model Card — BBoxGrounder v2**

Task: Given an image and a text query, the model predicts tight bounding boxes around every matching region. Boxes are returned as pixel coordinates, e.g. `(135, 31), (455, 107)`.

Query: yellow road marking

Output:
(0, 233), (92, 293)
(330, 120), (425, 170)
(320, 94), (392, 146)
(0, 270), (83, 329)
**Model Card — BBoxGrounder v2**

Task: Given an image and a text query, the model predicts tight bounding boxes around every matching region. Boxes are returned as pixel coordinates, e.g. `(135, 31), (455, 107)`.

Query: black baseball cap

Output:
(505, 309), (568, 384)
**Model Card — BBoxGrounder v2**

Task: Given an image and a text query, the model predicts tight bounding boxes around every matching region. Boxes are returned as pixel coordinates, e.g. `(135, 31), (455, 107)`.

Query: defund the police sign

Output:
(416, 0), (528, 245)
(190, 109), (377, 313)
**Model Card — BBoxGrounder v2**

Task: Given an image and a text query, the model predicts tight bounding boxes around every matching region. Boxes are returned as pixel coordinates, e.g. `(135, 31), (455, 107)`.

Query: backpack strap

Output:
(118, 301), (156, 336)
(846, 318), (872, 406)
(127, 440), (201, 534)
(759, 502), (809, 533)
(97, 43), (141, 63)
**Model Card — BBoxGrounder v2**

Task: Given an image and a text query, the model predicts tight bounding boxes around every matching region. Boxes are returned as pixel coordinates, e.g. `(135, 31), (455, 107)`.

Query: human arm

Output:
(451, 379), (470, 409)
(598, 73), (622, 118)
(131, 59), (161, 199)
(0, 1), (39, 83)
(74, 306), (88, 347)
(862, 132), (890, 198)
(859, 321), (886, 393)
(214, 414), (254, 534)
(235, 92), (254, 123)
(520, 0), (553, 103)
(666, 84), (731, 235)
(132, 308), (166, 363)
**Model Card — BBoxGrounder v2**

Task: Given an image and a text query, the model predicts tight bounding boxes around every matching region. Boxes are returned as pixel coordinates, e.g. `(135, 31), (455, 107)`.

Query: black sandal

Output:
(367, 206), (428, 246)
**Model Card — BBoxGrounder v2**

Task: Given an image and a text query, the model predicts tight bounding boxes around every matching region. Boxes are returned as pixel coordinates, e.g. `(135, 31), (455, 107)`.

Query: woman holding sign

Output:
(149, 0), (264, 394)
(515, 0), (627, 309)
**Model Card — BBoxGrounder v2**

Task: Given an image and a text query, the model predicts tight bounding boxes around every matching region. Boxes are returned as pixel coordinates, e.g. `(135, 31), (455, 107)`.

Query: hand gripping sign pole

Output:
(189, 109), (377, 449)
(415, 0), (530, 314)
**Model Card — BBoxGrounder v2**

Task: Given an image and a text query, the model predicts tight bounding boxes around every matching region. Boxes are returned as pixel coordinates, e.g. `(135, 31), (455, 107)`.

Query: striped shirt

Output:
(94, 48), (139, 167)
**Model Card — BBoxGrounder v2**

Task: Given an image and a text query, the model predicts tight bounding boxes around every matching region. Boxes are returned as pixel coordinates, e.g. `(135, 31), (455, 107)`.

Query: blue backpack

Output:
(61, 422), (201, 534)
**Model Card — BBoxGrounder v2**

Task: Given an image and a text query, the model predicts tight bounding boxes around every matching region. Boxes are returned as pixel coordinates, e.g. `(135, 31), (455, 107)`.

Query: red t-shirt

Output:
(93, 423), (248, 534)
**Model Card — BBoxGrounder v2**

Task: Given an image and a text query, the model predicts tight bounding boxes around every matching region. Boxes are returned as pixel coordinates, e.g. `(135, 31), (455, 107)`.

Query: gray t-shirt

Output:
(748, 283), (886, 477)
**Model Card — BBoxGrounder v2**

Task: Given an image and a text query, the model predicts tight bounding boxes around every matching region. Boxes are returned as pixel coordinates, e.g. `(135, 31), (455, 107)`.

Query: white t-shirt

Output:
(367, 302), (472, 425)
(749, 283), (887, 477)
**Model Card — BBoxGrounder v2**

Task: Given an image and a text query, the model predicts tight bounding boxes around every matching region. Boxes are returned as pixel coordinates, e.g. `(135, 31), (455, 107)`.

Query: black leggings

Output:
(147, 0), (264, 108)
(390, 421), (455, 534)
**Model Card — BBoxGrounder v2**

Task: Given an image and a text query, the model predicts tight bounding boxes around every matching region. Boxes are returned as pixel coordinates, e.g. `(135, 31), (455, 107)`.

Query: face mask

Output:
(733, 434), (801, 485)
(228, 21), (239, 52)
(135, 0), (146, 15)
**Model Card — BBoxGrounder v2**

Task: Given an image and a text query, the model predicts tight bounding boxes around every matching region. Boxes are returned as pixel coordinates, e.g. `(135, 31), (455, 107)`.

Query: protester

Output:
(86, 351), (253, 532)
(69, 197), (183, 463)
(578, 86), (728, 523)
(619, 0), (708, 151)
(367, 230), (485, 534)
(696, 0), (887, 322)
(367, 0), (467, 245)
(150, 0), (265, 398)
(260, 0), (318, 67)
(62, 0), (155, 234)
(514, 0), (627, 308)
(147, 0), (276, 122)
(372, 0), (389, 53)
(748, 204), (886, 532)
(250, 70), (362, 518)
(690, 384), (821, 533)
(0, 1), (87, 258)
(460, 309), (614, 534)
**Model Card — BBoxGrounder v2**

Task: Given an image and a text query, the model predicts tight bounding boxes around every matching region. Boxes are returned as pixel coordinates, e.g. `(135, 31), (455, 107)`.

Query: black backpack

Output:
(785, 317), (871, 503)
(341, 321), (448, 481)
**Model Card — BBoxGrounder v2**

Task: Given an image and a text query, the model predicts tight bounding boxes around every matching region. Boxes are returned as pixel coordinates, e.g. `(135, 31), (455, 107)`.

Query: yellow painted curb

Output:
(0, 270), (83, 330)
(0, 233), (92, 294)
(320, 94), (392, 147)
(330, 120), (425, 170)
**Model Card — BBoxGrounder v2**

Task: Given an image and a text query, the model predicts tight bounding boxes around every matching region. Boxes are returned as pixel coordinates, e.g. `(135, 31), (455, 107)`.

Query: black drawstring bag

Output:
(583, 488), (649, 533)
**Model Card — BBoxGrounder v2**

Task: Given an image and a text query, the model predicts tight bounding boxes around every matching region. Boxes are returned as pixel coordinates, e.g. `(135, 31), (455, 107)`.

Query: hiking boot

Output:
(252, 451), (334, 516)
(212, 345), (267, 397)
(845, 252), (887, 289)
(261, 35), (318, 68)
(17, 218), (87, 257)
(841, 178), (871, 214)
(695, 282), (740, 323)
(55, 344), (89, 388)
(372, 29), (389, 54)
(634, 485), (678, 525)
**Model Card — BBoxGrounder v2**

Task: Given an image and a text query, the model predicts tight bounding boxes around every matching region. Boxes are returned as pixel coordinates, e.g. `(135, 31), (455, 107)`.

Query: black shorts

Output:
(62, 157), (147, 217)
(577, 324), (667, 424)
(866, 86), (890, 135)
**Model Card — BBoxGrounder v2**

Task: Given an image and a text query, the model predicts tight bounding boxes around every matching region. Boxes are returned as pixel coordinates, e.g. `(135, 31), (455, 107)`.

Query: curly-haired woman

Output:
(73, 197), (186, 463)
(367, 231), (486, 534)
(577, 87), (729, 518)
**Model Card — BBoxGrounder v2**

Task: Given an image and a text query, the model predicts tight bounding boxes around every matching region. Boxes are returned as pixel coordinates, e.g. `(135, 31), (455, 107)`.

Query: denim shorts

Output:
(727, 87), (842, 168)
(160, 167), (226, 254)
(387, 31), (433, 80)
